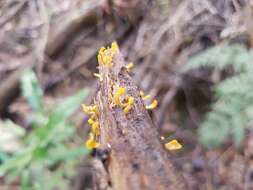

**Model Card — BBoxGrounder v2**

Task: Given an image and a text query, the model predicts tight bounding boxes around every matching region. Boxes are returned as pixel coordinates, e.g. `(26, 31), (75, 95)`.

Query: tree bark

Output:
(94, 48), (187, 190)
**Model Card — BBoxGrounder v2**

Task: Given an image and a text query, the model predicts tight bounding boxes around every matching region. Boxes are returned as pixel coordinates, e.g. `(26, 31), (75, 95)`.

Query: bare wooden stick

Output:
(0, 1), (106, 114)
(94, 48), (187, 190)
(45, 0), (106, 57)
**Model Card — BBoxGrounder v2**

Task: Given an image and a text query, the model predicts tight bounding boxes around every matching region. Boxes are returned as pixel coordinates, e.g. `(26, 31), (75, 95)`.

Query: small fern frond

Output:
(215, 73), (253, 98)
(183, 44), (253, 73)
(183, 44), (253, 148)
(199, 98), (247, 148)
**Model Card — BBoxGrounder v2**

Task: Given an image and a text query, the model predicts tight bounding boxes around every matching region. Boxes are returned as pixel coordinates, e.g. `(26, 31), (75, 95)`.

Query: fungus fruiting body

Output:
(94, 73), (103, 81)
(140, 91), (151, 100)
(91, 122), (100, 135)
(145, 100), (158, 110)
(86, 133), (99, 149)
(123, 96), (134, 114)
(126, 62), (134, 71)
(82, 104), (100, 149)
(165, 139), (182, 150)
(97, 41), (119, 67)
(140, 91), (158, 110)
(114, 87), (126, 106)
(82, 42), (182, 150)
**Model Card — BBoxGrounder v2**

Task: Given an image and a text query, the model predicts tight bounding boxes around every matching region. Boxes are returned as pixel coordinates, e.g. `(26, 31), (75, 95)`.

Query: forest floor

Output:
(0, 0), (253, 189)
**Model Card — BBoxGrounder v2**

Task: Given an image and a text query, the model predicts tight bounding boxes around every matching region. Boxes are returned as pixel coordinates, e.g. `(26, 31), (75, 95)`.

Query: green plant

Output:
(184, 44), (253, 148)
(0, 69), (89, 190)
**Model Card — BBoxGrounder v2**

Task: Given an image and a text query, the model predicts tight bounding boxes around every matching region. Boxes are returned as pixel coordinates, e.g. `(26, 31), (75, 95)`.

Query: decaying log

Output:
(94, 48), (187, 190)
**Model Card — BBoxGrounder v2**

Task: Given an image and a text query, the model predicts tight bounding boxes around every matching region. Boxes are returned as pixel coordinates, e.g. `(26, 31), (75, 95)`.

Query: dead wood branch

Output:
(45, 0), (106, 57)
(0, 0), (106, 114)
(94, 48), (187, 190)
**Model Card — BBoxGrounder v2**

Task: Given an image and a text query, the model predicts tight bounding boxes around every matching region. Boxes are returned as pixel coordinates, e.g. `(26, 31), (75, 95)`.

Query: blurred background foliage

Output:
(0, 69), (89, 190)
(185, 44), (253, 148)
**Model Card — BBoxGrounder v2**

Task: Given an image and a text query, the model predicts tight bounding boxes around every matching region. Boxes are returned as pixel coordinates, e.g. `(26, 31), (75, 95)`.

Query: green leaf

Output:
(47, 88), (88, 129)
(46, 147), (89, 165)
(41, 88), (88, 147)
(231, 116), (245, 147)
(21, 69), (43, 113)
(21, 169), (30, 190)
(0, 152), (9, 164)
(0, 151), (32, 177)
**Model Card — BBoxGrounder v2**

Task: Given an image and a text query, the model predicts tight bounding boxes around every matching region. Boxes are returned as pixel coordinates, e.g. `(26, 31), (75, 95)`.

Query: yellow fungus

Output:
(98, 47), (107, 66)
(165, 139), (182, 150)
(93, 73), (100, 77)
(108, 93), (113, 103)
(92, 122), (100, 135)
(145, 100), (158, 110)
(88, 117), (95, 125)
(108, 42), (118, 66)
(127, 96), (134, 104)
(94, 73), (103, 81)
(91, 105), (97, 114)
(126, 62), (134, 71)
(142, 94), (151, 100)
(140, 91), (151, 100)
(86, 133), (99, 149)
(97, 54), (102, 65)
(97, 42), (119, 68)
(111, 41), (119, 51)
(114, 87), (126, 106)
(82, 104), (97, 115)
(109, 42), (118, 65)
(99, 47), (106, 52)
(81, 104), (91, 115)
(105, 55), (111, 67)
(123, 96), (134, 114)
(124, 105), (131, 114)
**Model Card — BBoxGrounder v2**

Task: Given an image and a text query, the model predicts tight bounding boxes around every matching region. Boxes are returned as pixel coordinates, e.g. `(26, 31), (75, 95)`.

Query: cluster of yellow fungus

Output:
(82, 104), (100, 149)
(123, 95), (134, 114)
(139, 91), (158, 110)
(113, 86), (135, 115)
(82, 42), (121, 149)
(82, 41), (183, 151)
(97, 42), (119, 67)
(140, 91), (182, 151)
(82, 42), (124, 149)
